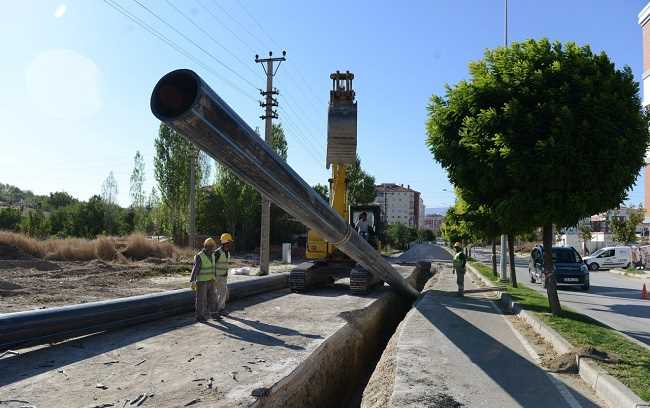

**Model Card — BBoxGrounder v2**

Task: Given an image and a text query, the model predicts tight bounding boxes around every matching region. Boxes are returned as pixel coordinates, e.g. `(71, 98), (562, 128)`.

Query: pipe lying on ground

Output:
(150, 69), (419, 300)
(0, 274), (288, 351)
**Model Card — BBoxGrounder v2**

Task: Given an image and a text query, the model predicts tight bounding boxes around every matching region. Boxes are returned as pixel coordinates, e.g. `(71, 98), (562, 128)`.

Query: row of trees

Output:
(428, 39), (650, 315)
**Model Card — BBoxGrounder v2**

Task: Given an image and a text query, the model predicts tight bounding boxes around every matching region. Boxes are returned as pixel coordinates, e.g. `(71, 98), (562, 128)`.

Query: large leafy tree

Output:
(154, 124), (202, 243)
(347, 155), (376, 206)
(427, 39), (649, 314)
(610, 207), (645, 245)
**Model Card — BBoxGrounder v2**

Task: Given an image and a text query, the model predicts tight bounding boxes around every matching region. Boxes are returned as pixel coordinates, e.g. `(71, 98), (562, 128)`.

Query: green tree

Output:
(385, 223), (413, 250)
(0, 207), (22, 231)
(578, 223), (592, 255)
(130, 151), (147, 231)
(313, 184), (329, 202)
(417, 229), (436, 242)
(426, 39), (649, 314)
(610, 207), (645, 245)
(154, 124), (201, 243)
(347, 156), (376, 206)
(271, 123), (288, 160)
(46, 191), (76, 209)
(20, 209), (49, 238)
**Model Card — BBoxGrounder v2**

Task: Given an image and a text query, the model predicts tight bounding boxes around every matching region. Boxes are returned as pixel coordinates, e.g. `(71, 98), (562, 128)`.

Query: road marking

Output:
(487, 300), (583, 408)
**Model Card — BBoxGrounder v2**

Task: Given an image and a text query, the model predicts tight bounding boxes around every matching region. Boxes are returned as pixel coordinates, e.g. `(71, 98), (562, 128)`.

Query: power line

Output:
(278, 93), (326, 152)
(278, 102), (326, 155)
(165, 0), (262, 82)
(211, 0), (266, 51)
(197, 0), (258, 55)
(277, 108), (324, 163)
(103, 0), (257, 102)
(130, 0), (259, 90)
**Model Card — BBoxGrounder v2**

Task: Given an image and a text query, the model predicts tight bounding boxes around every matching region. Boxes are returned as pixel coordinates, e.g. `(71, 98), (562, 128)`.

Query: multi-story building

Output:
(373, 183), (425, 228)
(423, 213), (444, 235)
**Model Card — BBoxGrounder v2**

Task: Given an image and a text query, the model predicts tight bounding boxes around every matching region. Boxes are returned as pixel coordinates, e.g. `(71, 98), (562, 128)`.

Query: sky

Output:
(0, 0), (648, 210)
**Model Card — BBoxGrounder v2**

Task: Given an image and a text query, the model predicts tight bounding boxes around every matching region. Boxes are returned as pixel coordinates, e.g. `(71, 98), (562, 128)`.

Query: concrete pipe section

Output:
(149, 69), (419, 300)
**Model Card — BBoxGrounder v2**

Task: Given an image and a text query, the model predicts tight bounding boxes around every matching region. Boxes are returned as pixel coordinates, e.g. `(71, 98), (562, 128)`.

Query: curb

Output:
(466, 264), (650, 408)
(609, 268), (649, 280)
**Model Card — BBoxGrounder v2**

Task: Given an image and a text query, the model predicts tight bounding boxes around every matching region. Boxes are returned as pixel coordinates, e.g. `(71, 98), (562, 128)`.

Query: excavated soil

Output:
(0, 245), (294, 313)
(541, 346), (621, 373)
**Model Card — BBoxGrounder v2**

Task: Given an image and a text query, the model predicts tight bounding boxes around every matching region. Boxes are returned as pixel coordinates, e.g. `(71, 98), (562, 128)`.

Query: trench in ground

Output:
(253, 262), (432, 408)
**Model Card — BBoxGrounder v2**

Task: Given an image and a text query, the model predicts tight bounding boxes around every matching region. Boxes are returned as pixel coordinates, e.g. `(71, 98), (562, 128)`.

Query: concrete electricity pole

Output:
(499, 0), (509, 281)
(255, 51), (286, 275)
(188, 151), (197, 248)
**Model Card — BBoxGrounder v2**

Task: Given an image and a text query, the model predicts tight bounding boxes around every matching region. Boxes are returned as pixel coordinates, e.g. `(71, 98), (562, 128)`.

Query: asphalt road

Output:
(472, 247), (650, 348)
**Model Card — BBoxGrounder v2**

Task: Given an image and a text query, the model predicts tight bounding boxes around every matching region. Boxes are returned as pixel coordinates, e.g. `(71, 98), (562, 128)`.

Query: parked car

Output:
(528, 246), (589, 290)
(583, 246), (632, 271)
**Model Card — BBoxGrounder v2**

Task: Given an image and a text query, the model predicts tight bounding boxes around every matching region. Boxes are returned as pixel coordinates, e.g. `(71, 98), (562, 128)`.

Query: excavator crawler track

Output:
(350, 267), (383, 295)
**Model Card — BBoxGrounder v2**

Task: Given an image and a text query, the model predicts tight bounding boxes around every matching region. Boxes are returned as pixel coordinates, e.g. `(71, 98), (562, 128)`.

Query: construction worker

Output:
(355, 212), (369, 240)
(213, 233), (233, 318)
(190, 238), (218, 322)
(452, 242), (467, 296)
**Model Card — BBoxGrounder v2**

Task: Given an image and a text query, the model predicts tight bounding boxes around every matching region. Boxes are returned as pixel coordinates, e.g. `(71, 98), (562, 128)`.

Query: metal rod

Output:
(0, 274), (289, 351)
(150, 69), (419, 299)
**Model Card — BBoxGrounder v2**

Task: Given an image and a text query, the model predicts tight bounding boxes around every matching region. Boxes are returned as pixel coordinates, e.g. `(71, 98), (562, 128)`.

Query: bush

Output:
(20, 209), (50, 238)
(0, 207), (22, 231)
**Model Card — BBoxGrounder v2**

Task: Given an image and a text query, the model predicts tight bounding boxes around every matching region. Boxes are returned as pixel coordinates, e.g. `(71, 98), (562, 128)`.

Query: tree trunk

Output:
(508, 234), (517, 287)
(543, 224), (562, 315)
(491, 239), (498, 276)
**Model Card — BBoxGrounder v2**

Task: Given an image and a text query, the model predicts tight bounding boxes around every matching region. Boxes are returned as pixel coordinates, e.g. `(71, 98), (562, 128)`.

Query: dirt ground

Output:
(0, 251), (297, 313)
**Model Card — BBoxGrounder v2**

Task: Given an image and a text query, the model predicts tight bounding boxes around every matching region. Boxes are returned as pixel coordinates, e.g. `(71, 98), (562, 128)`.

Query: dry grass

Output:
(45, 238), (97, 261)
(122, 233), (175, 260)
(0, 230), (45, 258)
(0, 231), (183, 263)
(95, 236), (118, 261)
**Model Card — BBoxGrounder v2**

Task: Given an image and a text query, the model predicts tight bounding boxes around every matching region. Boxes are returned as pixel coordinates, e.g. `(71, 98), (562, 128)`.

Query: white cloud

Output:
(54, 4), (67, 18)
(25, 49), (102, 120)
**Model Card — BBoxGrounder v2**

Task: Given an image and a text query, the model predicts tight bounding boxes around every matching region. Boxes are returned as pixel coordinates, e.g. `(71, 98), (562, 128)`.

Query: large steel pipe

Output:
(0, 274), (288, 351)
(150, 69), (419, 299)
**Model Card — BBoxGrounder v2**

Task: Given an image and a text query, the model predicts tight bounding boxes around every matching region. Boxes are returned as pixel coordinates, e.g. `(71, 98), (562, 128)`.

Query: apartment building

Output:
(373, 183), (425, 228)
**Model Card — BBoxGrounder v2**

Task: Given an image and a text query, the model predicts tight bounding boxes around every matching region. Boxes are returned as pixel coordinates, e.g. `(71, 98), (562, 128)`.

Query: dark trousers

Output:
(456, 271), (465, 294)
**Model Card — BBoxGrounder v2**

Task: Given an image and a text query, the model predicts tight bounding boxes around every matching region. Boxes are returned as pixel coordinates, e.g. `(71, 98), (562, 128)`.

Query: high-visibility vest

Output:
(215, 249), (229, 277)
(197, 252), (215, 282)
(453, 252), (466, 272)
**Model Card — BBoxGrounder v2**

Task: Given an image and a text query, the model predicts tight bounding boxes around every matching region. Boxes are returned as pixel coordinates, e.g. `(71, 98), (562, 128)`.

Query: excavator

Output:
(288, 71), (384, 294)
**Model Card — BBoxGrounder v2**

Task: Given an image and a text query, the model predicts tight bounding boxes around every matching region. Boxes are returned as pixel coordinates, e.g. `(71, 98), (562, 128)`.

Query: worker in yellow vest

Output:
(190, 237), (218, 322)
(452, 242), (467, 296)
(213, 232), (233, 318)
(190, 234), (233, 321)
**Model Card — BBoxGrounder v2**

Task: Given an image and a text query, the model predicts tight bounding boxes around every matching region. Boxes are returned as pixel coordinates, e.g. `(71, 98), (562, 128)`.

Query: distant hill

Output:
(425, 207), (448, 216)
(0, 183), (46, 208)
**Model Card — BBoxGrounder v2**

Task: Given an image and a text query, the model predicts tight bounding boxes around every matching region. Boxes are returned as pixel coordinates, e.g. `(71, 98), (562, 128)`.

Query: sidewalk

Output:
(374, 266), (601, 408)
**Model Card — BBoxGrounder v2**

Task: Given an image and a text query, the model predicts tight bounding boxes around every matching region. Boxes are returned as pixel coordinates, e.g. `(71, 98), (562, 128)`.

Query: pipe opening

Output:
(150, 69), (199, 120)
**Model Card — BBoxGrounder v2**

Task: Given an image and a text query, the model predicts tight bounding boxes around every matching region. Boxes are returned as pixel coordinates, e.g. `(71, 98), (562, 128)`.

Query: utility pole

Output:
(499, 0), (509, 281)
(188, 151), (197, 248)
(255, 51), (286, 275)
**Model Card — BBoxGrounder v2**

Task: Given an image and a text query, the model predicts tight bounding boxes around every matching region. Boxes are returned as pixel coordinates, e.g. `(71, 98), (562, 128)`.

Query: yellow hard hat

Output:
(453, 242), (462, 248)
(204, 237), (217, 248)
(220, 233), (233, 243)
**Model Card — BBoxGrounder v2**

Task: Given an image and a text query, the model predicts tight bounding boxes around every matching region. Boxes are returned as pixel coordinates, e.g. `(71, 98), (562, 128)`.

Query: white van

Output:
(583, 246), (632, 271)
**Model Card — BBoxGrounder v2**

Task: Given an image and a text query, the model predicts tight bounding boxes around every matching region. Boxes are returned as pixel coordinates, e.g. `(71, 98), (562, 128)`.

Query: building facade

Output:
(639, 4), (650, 218)
(373, 183), (425, 228)
(423, 213), (444, 235)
